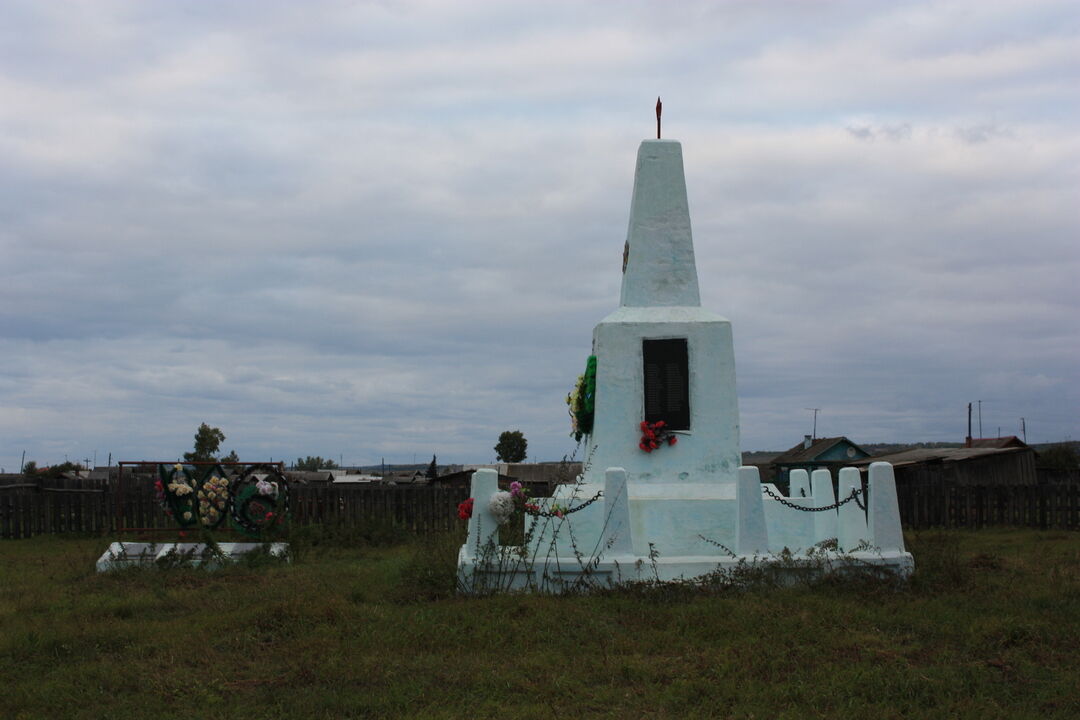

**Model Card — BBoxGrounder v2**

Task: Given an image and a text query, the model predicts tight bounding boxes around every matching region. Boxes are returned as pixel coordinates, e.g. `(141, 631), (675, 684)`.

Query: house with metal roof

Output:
(772, 436), (872, 488)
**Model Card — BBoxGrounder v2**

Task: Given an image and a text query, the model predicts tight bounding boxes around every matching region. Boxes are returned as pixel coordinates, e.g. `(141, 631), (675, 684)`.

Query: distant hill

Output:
(744, 441), (965, 461)
(861, 442), (965, 456)
(1031, 441), (1080, 453)
(742, 451), (781, 464)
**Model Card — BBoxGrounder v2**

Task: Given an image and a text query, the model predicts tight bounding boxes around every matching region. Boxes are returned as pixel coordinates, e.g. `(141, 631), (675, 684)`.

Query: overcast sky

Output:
(2, 0), (1077, 471)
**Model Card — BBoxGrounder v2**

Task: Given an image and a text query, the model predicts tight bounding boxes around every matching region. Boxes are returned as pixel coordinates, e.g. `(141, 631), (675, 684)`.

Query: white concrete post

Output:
(811, 468), (838, 545)
(789, 469), (810, 499)
(600, 467), (634, 556)
(868, 462), (905, 553)
(736, 466), (769, 556)
(836, 467), (870, 552)
(465, 468), (500, 560)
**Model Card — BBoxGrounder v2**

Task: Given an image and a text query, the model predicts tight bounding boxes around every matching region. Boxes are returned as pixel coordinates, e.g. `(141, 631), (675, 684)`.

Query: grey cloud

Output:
(1, 0), (1077, 471)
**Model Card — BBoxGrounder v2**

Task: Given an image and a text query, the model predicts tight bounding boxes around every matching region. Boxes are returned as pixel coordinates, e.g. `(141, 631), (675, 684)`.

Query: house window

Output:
(643, 338), (690, 430)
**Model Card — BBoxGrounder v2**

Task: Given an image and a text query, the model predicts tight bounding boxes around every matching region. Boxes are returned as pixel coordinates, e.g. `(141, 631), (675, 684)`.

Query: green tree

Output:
(294, 456), (339, 471)
(494, 430), (527, 463)
(426, 454), (438, 480)
(22, 460), (38, 477)
(45, 461), (82, 479)
(183, 423), (227, 463)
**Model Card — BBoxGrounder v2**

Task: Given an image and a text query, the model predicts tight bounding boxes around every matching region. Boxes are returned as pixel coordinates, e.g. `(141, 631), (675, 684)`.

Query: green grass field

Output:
(1, 529), (1078, 719)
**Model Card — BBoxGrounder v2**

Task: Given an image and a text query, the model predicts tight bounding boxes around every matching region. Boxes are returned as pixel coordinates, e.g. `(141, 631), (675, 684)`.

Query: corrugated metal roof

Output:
(850, 445), (1030, 468)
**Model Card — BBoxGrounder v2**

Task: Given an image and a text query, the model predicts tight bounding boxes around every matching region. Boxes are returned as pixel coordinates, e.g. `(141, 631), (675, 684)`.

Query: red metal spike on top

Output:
(656, 96), (662, 139)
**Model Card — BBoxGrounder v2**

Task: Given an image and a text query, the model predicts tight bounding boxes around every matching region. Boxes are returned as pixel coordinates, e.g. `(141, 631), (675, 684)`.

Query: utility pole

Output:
(20, 450), (26, 474)
(1021, 417), (1027, 443)
(804, 408), (820, 439)
(977, 400), (983, 439)
(966, 403), (972, 447)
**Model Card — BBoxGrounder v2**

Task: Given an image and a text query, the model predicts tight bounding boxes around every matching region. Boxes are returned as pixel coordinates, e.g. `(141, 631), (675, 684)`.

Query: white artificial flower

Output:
(488, 491), (515, 526)
(256, 479), (278, 497)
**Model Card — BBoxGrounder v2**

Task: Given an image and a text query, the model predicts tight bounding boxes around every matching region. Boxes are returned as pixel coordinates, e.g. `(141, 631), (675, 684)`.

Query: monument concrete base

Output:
(458, 548), (914, 594)
(457, 463), (913, 594)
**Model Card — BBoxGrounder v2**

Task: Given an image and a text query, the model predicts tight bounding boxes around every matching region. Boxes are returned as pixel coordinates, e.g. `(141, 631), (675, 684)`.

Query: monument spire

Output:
(618, 136), (701, 307)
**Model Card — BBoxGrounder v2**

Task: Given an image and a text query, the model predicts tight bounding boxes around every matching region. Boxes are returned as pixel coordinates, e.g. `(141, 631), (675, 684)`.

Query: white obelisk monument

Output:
(458, 116), (912, 591)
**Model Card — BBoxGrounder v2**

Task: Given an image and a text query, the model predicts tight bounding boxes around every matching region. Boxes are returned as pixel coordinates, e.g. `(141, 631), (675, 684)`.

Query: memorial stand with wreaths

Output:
(96, 461), (291, 571)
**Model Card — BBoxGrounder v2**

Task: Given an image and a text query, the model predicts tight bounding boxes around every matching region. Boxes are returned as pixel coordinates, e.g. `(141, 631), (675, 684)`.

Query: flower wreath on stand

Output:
(229, 464), (289, 538)
(567, 355), (597, 442)
(196, 466), (230, 530)
(156, 463), (199, 528)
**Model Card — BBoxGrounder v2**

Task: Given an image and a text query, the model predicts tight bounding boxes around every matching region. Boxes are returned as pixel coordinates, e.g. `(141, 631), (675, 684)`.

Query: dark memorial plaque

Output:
(643, 338), (690, 429)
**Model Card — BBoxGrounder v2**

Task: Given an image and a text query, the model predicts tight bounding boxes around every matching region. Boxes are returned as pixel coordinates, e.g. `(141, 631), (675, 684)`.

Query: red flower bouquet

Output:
(639, 420), (677, 453)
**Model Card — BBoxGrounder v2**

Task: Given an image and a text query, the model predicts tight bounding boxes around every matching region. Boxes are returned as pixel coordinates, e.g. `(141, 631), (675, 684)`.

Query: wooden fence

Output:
(896, 482), (1080, 531)
(2, 480), (1078, 539)
(0, 484), (470, 540)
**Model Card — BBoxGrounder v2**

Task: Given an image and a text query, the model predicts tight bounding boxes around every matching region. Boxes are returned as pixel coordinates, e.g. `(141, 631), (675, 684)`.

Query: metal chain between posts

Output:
(525, 490), (603, 518)
(762, 485), (866, 512)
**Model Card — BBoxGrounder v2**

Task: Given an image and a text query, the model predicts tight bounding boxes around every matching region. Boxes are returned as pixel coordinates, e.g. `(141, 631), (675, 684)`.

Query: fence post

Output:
(1039, 485), (1048, 530)
(17, 492), (27, 539)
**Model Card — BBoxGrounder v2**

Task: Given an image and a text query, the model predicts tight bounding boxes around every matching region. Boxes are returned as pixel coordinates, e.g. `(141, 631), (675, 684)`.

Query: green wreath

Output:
(229, 465), (289, 538)
(567, 355), (597, 442)
(158, 464), (199, 528)
(195, 465), (230, 531)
